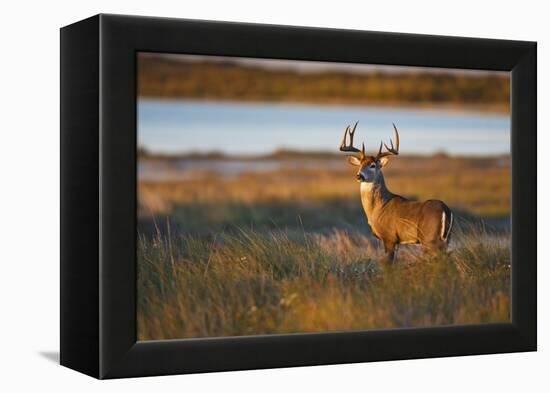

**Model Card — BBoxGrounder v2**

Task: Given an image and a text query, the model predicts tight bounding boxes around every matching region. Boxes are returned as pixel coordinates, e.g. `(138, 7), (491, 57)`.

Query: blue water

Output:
(138, 99), (510, 156)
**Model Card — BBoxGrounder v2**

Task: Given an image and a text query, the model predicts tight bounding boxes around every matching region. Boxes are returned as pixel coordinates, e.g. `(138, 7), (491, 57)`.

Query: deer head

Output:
(339, 122), (400, 183)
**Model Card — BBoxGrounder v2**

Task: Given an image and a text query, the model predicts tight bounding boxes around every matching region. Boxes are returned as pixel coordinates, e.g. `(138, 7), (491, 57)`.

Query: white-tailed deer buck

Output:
(339, 122), (453, 264)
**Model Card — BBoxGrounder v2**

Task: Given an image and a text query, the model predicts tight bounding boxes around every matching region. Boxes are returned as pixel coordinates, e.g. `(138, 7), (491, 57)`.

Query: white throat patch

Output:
(360, 182), (375, 193)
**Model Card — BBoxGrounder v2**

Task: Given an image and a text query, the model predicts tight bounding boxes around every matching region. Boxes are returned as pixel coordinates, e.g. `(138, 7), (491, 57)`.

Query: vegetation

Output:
(137, 55), (510, 112)
(137, 222), (509, 340)
(137, 155), (510, 340)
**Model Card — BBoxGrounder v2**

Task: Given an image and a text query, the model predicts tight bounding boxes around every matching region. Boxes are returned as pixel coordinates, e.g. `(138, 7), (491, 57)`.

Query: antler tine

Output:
(347, 121), (359, 146)
(340, 126), (350, 150)
(391, 123), (400, 151)
(350, 121), (358, 136)
(377, 123), (400, 159)
(383, 140), (394, 151)
(339, 121), (363, 155)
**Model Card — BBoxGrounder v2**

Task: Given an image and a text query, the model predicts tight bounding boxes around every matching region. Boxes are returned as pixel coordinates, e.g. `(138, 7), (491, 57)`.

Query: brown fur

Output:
(355, 157), (453, 264)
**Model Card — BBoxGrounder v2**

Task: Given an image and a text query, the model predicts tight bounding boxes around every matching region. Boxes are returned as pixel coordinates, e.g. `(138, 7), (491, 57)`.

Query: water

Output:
(138, 99), (510, 156)
(139, 157), (343, 181)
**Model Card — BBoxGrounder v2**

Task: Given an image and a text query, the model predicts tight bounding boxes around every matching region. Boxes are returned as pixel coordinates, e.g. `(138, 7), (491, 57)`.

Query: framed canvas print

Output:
(60, 14), (537, 379)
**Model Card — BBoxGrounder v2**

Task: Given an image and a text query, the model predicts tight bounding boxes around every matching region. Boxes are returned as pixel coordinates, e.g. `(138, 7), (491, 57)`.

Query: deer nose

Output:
(356, 173), (364, 181)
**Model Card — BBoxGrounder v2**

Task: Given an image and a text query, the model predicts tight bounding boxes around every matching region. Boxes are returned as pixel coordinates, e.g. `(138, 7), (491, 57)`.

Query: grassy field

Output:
(137, 154), (511, 340)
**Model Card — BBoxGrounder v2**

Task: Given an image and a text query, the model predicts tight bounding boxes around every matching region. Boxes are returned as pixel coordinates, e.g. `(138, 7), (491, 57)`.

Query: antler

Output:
(376, 123), (400, 159)
(339, 121), (365, 157)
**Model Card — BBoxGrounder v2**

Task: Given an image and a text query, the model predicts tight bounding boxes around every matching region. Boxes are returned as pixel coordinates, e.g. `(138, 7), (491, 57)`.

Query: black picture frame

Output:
(60, 14), (537, 379)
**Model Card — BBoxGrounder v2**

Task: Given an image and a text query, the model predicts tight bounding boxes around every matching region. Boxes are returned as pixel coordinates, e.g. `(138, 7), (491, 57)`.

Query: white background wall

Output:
(0, 0), (546, 390)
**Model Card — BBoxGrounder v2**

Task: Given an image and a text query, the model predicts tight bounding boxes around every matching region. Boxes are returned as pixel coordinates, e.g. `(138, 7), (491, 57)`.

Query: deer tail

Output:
(441, 210), (453, 242)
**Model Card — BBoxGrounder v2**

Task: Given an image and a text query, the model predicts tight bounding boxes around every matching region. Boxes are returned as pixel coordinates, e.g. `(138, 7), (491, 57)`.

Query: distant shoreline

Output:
(138, 149), (511, 162)
(137, 96), (510, 115)
(137, 56), (510, 115)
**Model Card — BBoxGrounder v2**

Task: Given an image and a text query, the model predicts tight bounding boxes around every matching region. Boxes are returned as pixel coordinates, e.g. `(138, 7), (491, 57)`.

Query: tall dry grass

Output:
(137, 220), (509, 340)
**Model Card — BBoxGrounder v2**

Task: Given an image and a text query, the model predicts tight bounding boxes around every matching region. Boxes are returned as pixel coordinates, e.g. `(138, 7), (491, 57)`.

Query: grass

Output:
(137, 221), (510, 340)
(137, 155), (511, 340)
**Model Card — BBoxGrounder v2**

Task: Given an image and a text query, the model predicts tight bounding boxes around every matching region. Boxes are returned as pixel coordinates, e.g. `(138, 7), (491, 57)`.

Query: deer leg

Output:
(382, 241), (396, 265)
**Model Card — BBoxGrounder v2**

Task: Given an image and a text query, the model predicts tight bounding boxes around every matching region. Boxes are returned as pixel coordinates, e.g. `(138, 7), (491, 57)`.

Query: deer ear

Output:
(347, 156), (362, 166)
(378, 156), (391, 167)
